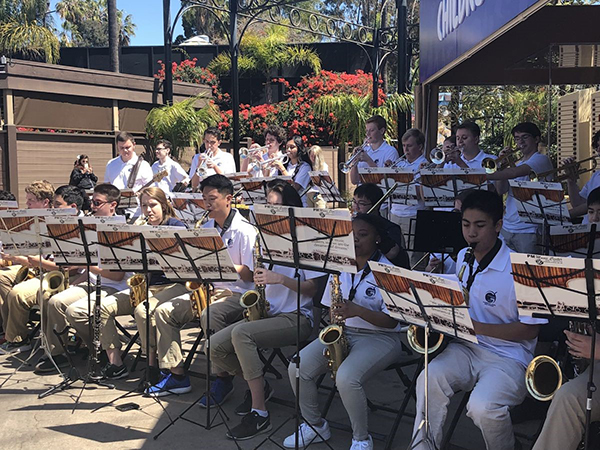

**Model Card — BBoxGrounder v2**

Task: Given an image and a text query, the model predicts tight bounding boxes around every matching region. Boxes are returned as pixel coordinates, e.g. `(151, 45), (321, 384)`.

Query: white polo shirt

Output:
(152, 158), (189, 192)
(203, 209), (256, 294)
(580, 170), (600, 199)
(391, 154), (427, 218)
(264, 264), (320, 323)
(287, 161), (312, 206)
(444, 149), (494, 170)
(104, 154), (153, 191)
(189, 150), (237, 178)
(321, 254), (402, 333)
(356, 141), (399, 171)
(503, 152), (554, 234)
(456, 241), (546, 367)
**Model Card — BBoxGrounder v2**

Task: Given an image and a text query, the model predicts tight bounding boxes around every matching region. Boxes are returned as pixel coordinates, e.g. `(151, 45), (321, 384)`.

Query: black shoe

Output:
(226, 411), (272, 440)
(234, 381), (275, 416)
(35, 354), (69, 373)
(103, 363), (129, 380)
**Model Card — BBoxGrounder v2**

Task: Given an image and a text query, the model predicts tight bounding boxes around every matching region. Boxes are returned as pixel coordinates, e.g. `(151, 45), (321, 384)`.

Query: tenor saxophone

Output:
(239, 239), (270, 321)
(186, 281), (210, 317)
(127, 273), (147, 308)
(318, 274), (349, 380)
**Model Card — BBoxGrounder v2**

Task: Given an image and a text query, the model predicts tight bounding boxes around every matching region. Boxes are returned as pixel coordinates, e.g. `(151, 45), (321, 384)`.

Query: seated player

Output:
(566, 130), (600, 220)
(411, 190), (545, 450)
(284, 214), (404, 450)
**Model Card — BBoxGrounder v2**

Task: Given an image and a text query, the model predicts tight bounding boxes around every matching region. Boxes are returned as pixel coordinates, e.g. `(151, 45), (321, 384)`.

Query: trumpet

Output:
(529, 156), (597, 182)
(388, 155), (407, 168)
(260, 153), (289, 168)
(481, 150), (519, 174)
(339, 138), (369, 174)
(239, 145), (268, 161)
(419, 146), (447, 170)
(197, 150), (215, 177)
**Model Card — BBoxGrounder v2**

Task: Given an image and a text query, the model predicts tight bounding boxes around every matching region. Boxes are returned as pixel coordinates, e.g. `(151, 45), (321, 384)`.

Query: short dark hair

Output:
(204, 127), (221, 140)
(445, 135), (456, 145)
(94, 183), (121, 206)
(461, 190), (503, 224)
(266, 180), (303, 207)
(588, 187), (600, 207)
(55, 185), (84, 211)
(401, 128), (425, 147)
(156, 139), (172, 150)
(0, 190), (16, 201)
(354, 183), (383, 209)
(512, 122), (541, 138)
(200, 174), (234, 196)
(456, 121), (481, 138)
(352, 213), (383, 240)
(592, 130), (600, 150)
(265, 124), (286, 145)
(366, 115), (387, 132)
(116, 131), (135, 144)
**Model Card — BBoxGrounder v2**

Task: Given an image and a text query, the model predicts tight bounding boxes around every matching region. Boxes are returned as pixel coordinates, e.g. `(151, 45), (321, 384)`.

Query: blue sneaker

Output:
(199, 377), (234, 408)
(145, 372), (192, 397)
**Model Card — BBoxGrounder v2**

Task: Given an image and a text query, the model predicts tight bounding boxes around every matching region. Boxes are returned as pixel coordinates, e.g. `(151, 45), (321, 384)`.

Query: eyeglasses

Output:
(352, 199), (372, 208)
(92, 199), (108, 207)
(155, 147), (167, 151)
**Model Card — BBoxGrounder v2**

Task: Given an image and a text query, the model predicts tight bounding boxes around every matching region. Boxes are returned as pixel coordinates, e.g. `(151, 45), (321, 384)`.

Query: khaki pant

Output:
(532, 362), (600, 450)
(212, 312), (311, 380)
(5, 277), (41, 343)
(46, 283), (117, 356)
(199, 289), (244, 337)
(0, 265), (21, 332)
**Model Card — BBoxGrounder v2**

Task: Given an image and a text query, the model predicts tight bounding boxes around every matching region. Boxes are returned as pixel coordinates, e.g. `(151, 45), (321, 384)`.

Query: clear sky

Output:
(50, 0), (186, 47)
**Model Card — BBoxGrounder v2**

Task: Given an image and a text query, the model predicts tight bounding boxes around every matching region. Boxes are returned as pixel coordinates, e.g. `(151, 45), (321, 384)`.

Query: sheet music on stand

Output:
(358, 167), (418, 207)
(370, 262), (477, 343)
(169, 193), (206, 228)
(239, 176), (293, 205)
(252, 204), (356, 273)
(0, 208), (77, 255)
(45, 215), (126, 265)
(511, 253), (600, 320)
(0, 200), (18, 210)
(510, 180), (570, 225)
(549, 223), (600, 258)
(96, 223), (163, 271)
(224, 172), (252, 191)
(419, 168), (488, 207)
(118, 189), (138, 210)
(142, 227), (237, 282)
(307, 171), (344, 203)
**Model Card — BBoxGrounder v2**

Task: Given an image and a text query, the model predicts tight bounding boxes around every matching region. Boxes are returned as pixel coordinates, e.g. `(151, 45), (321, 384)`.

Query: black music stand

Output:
(39, 217), (118, 402)
(142, 228), (239, 442)
(249, 205), (355, 450)
(511, 225), (600, 450)
(370, 265), (474, 450)
(90, 225), (172, 419)
(412, 210), (467, 272)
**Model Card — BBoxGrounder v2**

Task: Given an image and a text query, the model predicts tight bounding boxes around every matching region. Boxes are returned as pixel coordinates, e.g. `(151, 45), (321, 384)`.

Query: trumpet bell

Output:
(239, 147), (249, 158)
(525, 355), (563, 402)
(430, 148), (446, 165)
(481, 157), (497, 174)
(407, 325), (444, 354)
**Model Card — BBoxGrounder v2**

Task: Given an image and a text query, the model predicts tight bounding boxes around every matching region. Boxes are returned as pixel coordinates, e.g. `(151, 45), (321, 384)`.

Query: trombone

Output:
(481, 150), (519, 174)
(529, 156), (597, 182)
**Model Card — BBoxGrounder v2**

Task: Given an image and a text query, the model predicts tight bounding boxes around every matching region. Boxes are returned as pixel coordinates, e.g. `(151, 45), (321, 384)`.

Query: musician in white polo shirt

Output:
(444, 122), (494, 169)
(566, 130), (600, 220)
(349, 115), (399, 186)
(151, 139), (189, 193)
(486, 122), (554, 254)
(411, 190), (545, 450)
(104, 131), (153, 191)
(190, 127), (236, 190)
(388, 128), (427, 269)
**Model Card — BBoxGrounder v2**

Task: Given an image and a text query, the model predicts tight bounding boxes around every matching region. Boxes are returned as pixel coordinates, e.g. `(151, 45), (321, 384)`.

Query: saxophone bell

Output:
(319, 273), (349, 380)
(406, 324), (444, 355)
(240, 239), (270, 321)
(187, 281), (210, 317)
(127, 273), (147, 308)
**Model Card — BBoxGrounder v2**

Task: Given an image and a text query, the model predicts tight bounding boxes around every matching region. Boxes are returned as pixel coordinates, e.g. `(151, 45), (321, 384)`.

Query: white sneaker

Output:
(350, 435), (373, 450)
(283, 420), (331, 448)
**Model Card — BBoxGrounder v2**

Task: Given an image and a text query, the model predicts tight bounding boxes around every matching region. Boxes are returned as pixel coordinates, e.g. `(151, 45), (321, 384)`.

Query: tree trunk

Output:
(108, 0), (119, 73)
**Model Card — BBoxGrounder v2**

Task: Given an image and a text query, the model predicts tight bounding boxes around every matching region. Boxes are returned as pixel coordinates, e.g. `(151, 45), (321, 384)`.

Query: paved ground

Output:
(0, 320), (542, 450)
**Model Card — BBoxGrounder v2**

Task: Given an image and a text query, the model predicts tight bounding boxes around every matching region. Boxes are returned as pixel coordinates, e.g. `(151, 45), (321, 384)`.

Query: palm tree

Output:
(145, 96), (221, 160)
(0, 0), (60, 63)
(313, 92), (413, 146)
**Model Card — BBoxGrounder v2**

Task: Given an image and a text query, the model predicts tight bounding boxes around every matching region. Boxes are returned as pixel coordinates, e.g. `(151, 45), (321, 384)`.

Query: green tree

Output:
(0, 0), (59, 63)
(145, 96), (221, 160)
(55, 0), (136, 47)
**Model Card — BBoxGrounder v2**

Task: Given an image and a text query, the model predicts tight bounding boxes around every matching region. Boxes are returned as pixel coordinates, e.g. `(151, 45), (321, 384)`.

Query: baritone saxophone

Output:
(318, 273), (349, 380)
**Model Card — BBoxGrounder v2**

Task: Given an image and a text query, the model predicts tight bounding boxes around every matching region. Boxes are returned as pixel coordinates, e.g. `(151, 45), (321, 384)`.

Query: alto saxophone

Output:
(318, 274), (349, 380)
(239, 239), (270, 321)
(127, 273), (147, 308)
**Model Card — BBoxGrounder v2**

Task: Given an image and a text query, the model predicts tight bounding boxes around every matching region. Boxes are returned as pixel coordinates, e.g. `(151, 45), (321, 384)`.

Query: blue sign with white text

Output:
(420, 0), (544, 83)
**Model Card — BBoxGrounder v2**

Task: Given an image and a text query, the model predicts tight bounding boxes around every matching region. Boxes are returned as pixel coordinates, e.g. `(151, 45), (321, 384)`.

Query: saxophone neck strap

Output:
(348, 250), (381, 302)
(466, 238), (502, 293)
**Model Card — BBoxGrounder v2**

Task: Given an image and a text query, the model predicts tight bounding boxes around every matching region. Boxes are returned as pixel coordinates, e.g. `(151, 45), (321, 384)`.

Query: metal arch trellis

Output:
(162, 0), (410, 164)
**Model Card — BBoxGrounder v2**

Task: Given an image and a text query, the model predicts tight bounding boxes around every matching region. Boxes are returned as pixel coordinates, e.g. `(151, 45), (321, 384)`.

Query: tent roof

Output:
(428, 5), (600, 86)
